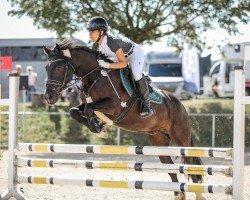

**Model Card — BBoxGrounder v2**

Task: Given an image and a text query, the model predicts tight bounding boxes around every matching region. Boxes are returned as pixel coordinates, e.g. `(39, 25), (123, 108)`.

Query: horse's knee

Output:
(69, 107), (81, 119)
(84, 105), (93, 116)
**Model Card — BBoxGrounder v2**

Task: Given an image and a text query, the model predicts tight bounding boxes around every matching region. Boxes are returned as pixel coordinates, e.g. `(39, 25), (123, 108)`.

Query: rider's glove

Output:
(98, 60), (110, 69)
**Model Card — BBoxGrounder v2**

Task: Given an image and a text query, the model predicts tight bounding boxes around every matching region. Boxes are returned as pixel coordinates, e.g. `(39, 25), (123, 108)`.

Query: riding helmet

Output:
(86, 16), (109, 31)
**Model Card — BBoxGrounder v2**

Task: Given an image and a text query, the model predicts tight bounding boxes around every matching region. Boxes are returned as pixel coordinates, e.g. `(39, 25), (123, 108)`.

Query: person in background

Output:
(26, 66), (37, 102)
(9, 64), (26, 102)
(9, 64), (23, 76)
(15, 64), (22, 75)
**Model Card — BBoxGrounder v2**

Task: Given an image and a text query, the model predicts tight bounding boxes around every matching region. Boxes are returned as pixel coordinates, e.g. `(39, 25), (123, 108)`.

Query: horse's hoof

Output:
(96, 130), (108, 138)
(175, 192), (186, 200)
(195, 193), (206, 200)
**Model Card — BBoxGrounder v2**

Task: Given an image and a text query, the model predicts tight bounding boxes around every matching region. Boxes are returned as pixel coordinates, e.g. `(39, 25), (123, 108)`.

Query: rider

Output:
(86, 16), (153, 118)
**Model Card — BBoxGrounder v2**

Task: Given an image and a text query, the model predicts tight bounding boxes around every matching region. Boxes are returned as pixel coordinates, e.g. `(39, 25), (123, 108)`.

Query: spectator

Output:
(8, 64), (23, 76)
(15, 64), (22, 75)
(26, 66), (37, 102)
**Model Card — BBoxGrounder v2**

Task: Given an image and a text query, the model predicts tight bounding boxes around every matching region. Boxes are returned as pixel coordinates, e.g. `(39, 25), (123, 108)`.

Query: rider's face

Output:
(89, 30), (100, 43)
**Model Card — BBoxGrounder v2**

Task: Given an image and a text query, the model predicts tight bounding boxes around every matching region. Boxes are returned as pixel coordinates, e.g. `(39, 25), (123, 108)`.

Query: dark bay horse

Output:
(43, 40), (203, 200)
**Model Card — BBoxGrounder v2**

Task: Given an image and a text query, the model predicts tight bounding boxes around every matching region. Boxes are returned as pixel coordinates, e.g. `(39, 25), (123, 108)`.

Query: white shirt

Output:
(28, 72), (37, 86)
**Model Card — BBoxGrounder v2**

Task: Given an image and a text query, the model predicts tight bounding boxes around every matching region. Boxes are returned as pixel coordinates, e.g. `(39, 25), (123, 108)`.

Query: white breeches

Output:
(126, 44), (144, 81)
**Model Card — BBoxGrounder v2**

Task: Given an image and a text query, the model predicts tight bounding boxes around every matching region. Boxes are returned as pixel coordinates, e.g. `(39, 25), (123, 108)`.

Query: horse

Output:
(43, 39), (204, 200)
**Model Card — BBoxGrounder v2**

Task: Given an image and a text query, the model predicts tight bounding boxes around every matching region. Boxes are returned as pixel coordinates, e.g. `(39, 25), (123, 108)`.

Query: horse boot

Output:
(88, 116), (102, 133)
(136, 77), (154, 118)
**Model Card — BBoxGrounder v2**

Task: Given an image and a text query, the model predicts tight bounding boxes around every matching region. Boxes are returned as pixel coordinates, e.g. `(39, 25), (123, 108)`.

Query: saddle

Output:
(120, 68), (163, 104)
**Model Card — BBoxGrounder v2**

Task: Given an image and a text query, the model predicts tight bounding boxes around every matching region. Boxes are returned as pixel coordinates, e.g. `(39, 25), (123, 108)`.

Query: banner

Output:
(182, 44), (200, 94)
(0, 57), (12, 71)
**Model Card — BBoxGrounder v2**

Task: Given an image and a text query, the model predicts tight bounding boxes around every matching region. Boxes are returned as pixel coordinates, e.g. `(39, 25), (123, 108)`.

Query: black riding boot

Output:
(137, 77), (154, 117)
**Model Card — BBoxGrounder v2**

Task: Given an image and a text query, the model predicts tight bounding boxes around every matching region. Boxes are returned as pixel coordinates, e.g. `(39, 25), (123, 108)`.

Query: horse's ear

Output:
(55, 43), (61, 53)
(43, 46), (51, 55)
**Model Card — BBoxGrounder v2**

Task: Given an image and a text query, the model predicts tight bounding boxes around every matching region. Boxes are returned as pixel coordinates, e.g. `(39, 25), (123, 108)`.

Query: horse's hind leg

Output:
(171, 124), (205, 200)
(148, 133), (186, 200)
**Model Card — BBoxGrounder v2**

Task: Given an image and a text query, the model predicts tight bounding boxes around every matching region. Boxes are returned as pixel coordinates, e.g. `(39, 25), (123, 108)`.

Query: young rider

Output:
(86, 16), (153, 118)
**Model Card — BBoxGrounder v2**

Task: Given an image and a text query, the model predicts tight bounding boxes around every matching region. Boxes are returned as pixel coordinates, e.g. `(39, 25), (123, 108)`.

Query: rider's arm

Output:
(108, 48), (127, 69)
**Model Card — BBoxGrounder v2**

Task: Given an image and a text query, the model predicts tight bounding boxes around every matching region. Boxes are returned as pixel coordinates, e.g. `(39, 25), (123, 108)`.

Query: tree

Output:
(8, 0), (250, 49)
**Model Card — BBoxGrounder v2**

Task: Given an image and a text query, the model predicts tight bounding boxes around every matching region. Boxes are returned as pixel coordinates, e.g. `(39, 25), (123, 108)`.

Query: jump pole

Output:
(16, 158), (233, 176)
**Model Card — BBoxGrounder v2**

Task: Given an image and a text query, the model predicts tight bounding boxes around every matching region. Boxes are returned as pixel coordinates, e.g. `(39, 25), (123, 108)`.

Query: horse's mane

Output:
(58, 39), (113, 63)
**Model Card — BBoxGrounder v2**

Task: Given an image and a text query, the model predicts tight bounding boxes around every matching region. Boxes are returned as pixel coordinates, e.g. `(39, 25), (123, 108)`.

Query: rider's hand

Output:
(98, 60), (110, 69)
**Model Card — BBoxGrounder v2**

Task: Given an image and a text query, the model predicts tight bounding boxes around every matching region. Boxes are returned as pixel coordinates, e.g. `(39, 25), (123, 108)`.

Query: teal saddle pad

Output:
(120, 69), (163, 104)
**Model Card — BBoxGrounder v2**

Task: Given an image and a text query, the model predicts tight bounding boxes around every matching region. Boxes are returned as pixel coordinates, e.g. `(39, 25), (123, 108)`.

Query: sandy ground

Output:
(0, 150), (250, 200)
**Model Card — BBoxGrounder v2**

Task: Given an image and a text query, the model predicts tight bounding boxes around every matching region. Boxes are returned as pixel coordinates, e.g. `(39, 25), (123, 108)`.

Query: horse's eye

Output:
(56, 65), (63, 69)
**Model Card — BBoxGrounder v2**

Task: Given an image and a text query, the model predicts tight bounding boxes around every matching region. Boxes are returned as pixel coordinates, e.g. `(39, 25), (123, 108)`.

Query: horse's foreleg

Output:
(69, 104), (89, 127)
(91, 98), (115, 115)
(92, 98), (115, 126)
(84, 104), (103, 133)
(84, 98), (115, 136)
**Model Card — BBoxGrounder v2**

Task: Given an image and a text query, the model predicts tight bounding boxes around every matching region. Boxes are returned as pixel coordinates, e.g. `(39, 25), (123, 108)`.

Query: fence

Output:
(0, 111), (247, 147)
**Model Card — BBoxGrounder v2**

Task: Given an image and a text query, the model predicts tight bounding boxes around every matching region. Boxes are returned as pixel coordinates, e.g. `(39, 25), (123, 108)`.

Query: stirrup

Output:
(140, 104), (154, 118)
(140, 110), (153, 118)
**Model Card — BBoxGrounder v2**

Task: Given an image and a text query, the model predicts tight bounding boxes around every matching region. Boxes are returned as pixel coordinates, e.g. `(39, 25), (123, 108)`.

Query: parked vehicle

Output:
(203, 42), (250, 97)
(144, 51), (193, 99)
(0, 38), (85, 98)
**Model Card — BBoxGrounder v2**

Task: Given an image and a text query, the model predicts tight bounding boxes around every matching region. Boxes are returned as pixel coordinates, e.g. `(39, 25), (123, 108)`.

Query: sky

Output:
(0, 0), (250, 58)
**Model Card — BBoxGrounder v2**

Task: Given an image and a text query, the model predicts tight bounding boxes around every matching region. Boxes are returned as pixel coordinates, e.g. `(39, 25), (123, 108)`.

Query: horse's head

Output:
(43, 43), (75, 104)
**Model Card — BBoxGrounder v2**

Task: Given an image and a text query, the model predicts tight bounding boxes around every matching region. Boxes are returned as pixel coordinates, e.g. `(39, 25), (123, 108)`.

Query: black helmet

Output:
(86, 17), (109, 31)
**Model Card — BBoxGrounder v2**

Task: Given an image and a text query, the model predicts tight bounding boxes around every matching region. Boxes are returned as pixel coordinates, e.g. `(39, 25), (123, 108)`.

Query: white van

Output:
(145, 51), (193, 99)
(203, 42), (250, 97)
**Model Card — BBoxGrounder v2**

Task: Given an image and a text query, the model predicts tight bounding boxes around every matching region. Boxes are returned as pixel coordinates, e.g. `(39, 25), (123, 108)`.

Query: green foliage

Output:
(0, 114), (9, 148)
(19, 114), (58, 143)
(182, 98), (234, 113)
(118, 130), (150, 146)
(60, 114), (89, 144)
(7, 0), (250, 49)
(184, 99), (250, 147)
(1, 99), (250, 148)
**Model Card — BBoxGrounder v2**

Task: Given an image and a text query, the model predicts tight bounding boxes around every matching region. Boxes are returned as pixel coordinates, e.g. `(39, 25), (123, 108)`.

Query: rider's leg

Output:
(137, 76), (154, 117)
(128, 45), (153, 117)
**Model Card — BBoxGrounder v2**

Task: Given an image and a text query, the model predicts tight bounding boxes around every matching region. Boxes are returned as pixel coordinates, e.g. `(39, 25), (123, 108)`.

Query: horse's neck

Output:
(71, 48), (122, 92)
(72, 49), (99, 79)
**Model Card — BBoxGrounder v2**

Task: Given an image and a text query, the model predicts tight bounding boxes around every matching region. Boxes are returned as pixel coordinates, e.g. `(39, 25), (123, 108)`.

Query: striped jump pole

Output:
(18, 143), (233, 159)
(0, 74), (27, 200)
(17, 158), (233, 177)
(17, 175), (232, 195)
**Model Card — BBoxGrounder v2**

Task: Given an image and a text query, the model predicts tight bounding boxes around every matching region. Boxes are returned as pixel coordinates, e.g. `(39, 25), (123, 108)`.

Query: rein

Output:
(46, 58), (79, 95)
(46, 47), (123, 109)
(46, 54), (101, 97)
